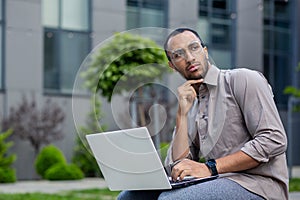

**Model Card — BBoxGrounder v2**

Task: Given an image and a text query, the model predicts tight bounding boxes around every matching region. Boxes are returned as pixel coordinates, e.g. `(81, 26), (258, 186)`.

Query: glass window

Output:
(61, 0), (89, 31)
(140, 8), (164, 27)
(60, 32), (90, 92)
(213, 0), (227, 9)
(211, 23), (231, 46)
(126, 0), (166, 29)
(42, 0), (91, 94)
(44, 31), (59, 90)
(264, 29), (270, 50)
(263, 0), (291, 107)
(263, 0), (271, 18)
(42, 0), (59, 28)
(274, 55), (290, 104)
(197, 18), (209, 43)
(274, 29), (290, 52)
(274, 1), (289, 20)
(198, 0), (234, 68)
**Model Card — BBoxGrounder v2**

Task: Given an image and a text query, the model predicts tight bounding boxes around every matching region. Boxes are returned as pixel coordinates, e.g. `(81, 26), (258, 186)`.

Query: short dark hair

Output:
(164, 28), (205, 61)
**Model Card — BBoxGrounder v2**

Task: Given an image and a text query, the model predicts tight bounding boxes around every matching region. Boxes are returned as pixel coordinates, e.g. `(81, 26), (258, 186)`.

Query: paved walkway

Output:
(0, 178), (107, 194)
(0, 168), (299, 199)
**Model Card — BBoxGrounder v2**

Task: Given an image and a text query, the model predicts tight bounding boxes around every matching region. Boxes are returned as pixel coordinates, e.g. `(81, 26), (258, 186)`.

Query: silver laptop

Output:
(86, 127), (218, 191)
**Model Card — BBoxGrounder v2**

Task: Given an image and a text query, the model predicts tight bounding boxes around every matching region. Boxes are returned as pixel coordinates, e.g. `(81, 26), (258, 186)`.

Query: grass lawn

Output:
(0, 178), (299, 200)
(0, 188), (120, 200)
(290, 178), (300, 192)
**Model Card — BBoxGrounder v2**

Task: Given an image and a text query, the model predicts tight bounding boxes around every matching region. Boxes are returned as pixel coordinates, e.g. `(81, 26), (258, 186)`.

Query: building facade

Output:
(0, 0), (299, 180)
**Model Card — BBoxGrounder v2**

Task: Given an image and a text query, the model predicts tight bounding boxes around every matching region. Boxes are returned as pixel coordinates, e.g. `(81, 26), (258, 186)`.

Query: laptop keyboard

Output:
(168, 176), (196, 183)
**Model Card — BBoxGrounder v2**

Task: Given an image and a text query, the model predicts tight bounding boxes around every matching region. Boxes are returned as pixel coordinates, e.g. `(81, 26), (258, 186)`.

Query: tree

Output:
(2, 96), (65, 155)
(81, 32), (171, 130)
(81, 32), (170, 101)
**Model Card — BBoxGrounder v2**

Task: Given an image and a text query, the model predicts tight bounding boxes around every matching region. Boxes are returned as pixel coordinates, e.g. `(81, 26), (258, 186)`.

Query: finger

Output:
(185, 79), (204, 86)
(171, 167), (182, 181)
(180, 80), (203, 89)
(179, 169), (191, 180)
(171, 161), (186, 181)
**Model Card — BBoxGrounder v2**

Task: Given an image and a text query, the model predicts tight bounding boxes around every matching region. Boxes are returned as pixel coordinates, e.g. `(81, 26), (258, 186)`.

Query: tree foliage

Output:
(2, 96), (65, 155)
(81, 32), (170, 102)
(284, 63), (300, 111)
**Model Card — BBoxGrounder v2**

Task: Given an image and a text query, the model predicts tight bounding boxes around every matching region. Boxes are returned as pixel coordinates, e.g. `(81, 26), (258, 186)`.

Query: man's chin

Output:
(187, 75), (203, 80)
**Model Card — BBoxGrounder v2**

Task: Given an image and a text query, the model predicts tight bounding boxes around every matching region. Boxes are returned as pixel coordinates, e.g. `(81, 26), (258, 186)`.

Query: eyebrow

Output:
(168, 40), (200, 52)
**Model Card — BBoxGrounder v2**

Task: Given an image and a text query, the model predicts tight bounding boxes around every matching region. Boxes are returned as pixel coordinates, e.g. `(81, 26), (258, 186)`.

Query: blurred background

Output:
(0, 0), (299, 181)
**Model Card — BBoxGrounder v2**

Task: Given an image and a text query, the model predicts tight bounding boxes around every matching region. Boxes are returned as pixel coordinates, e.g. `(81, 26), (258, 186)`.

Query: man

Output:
(118, 28), (288, 200)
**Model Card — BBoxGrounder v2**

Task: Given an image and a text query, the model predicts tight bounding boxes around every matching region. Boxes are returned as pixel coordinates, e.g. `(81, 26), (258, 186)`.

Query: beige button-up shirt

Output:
(165, 65), (288, 200)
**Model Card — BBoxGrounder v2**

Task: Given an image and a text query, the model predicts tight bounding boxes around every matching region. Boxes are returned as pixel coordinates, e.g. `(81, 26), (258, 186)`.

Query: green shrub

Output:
(0, 167), (16, 183)
(0, 129), (17, 183)
(35, 145), (66, 178)
(44, 163), (84, 180)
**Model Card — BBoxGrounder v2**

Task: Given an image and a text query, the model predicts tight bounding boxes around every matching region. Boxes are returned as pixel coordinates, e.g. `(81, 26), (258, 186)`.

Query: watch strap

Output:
(205, 159), (218, 176)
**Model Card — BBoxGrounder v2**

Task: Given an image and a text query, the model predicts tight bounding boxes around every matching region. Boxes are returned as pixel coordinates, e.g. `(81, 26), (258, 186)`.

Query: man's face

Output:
(167, 31), (210, 80)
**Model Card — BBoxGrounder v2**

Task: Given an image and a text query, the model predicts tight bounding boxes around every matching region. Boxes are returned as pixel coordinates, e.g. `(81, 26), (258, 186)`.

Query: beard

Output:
(185, 63), (209, 80)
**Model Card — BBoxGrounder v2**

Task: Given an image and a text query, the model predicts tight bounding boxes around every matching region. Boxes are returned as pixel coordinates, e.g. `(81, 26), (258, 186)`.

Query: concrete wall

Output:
(5, 0), (44, 180)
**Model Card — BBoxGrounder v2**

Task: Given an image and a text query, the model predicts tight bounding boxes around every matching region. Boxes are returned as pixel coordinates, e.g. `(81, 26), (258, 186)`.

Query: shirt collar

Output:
(203, 65), (219, 86)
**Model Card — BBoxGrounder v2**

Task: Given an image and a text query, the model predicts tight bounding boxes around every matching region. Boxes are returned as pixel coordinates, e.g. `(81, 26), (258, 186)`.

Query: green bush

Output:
(45, 163), (84, 180)
(0, 167), (16, 183)
(35, 145), (66, 178)
(0, 129), (17, 183)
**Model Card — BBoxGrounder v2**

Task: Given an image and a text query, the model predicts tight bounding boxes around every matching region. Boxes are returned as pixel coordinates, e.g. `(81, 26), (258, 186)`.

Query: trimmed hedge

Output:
(45, 163), (84, 180)
(35, 145), (66, 178)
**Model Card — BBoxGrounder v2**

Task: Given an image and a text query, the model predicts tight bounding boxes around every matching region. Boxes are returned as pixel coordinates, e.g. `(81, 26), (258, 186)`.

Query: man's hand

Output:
(177, 79), (203, 116)
(171, 159), (211, 181)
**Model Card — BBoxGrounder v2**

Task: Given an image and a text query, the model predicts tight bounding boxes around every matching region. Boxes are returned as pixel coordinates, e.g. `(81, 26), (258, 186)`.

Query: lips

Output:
(187, 64), (198, 72)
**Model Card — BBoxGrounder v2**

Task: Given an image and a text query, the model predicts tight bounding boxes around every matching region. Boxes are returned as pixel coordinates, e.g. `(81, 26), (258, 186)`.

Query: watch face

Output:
(207, 159), (216, 166)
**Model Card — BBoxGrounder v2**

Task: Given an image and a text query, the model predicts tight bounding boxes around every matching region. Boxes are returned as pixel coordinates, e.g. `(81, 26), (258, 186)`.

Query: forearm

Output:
(171, 110), (190, 161)
(216, 150), (260, 174)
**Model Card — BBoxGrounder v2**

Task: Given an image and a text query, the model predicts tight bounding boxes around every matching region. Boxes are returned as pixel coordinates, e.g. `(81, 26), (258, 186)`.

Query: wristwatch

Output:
(205, 159), (218, 176)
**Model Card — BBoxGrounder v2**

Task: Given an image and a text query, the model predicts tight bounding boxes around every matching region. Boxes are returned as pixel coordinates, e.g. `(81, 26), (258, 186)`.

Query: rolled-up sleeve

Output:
(232, 69), (287, 162)
(164, 127), (200, 175)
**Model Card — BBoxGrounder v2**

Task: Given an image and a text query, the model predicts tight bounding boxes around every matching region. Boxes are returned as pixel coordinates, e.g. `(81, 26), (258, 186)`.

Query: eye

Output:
(189, 42), (201, 52)
(172, 49), (184, 59)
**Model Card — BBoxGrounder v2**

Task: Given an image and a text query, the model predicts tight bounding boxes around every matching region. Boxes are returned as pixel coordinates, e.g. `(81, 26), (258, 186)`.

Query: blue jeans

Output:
(117, 178), (264, 200)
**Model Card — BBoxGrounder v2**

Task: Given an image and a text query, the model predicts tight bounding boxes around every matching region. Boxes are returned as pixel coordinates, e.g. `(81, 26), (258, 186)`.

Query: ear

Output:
(203, 46), (209, 59)
(168, 61), (176, 71)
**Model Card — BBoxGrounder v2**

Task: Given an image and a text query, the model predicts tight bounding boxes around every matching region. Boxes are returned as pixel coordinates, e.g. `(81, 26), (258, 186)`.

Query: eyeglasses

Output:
(169, 41), (203, 62)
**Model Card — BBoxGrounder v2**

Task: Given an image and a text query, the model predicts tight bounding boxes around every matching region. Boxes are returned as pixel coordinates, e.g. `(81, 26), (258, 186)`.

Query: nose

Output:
(185, 50), (195, 62)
